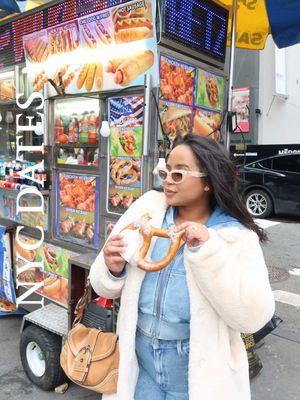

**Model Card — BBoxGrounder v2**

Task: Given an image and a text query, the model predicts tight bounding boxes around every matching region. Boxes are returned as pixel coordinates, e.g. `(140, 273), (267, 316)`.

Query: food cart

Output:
(0, 0), (230, 391)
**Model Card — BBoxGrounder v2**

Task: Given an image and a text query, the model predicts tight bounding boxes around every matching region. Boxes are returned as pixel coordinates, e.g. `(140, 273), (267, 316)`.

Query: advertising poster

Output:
(158, 54), (225, 147)
(0, 189), (48, 230)
(160, 55), (195, 106)
(0, 191), (15, 220)
(16, 193), (49, 231)
(15, 236), (78, 307)
(195, 69), (225, 111)
(56, 172), (100, 247)
(0, 76), (15, 101)
(158, 100), (192, 145)
(193, 108), (221, 141)
(108, 155), (141, 215)
(105, 221), (116, 239)
(109, 156), (141, 187)
(108, 185), (141, 215)
(109, 96), (144, 157)
(24, 0), (159, 96)
(0, 227), (21, 315)
(232, 87), (250, 133)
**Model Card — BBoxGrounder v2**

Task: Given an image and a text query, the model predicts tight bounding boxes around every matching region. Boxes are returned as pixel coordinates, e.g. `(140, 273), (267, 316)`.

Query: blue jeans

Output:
(134, 328), (189, 400)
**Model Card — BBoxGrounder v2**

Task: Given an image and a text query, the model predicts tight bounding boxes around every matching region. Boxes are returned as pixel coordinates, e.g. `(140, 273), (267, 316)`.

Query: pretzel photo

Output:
(122, 214), (185, 272)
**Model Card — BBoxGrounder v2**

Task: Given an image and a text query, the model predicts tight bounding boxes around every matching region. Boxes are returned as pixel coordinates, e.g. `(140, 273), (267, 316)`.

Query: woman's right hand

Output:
(103, 234), (127, 277)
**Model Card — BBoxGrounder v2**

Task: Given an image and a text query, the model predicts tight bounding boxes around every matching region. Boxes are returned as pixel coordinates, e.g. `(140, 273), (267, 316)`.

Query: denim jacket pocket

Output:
(177, 339), (190, 357)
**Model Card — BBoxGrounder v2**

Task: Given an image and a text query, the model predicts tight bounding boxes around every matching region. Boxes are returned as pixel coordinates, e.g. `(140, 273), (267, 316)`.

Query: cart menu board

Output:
(107, 96), (143, 215)
(15, 236), (78, 307)
(158, 54), (225, 148)
(24, 0), (159, 96)
(56, 172), (100, 247)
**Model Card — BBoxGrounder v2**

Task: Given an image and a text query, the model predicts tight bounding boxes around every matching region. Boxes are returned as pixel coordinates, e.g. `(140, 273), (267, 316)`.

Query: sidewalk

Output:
(1, 315), (300, 400)
(251, 332), (300, 400)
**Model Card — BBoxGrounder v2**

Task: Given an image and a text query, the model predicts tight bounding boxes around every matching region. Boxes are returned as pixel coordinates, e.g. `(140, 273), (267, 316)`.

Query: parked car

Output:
(237, 153), (300, 218)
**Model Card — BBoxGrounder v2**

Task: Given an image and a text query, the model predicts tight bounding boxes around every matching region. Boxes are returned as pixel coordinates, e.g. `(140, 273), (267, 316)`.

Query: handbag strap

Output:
(72, 278), (91, 328)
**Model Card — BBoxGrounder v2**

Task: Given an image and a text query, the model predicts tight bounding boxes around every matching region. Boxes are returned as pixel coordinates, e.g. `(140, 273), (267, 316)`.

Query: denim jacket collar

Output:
(166, 205), (242, 229)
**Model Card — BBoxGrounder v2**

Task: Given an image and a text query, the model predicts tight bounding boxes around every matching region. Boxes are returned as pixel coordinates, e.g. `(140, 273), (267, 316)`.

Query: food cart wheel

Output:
(20, 324), (67, 391)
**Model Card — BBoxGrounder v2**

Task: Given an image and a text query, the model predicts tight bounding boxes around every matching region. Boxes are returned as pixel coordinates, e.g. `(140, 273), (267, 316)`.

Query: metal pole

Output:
(225, 0), (238, 152)
(143, 74), (152, 157)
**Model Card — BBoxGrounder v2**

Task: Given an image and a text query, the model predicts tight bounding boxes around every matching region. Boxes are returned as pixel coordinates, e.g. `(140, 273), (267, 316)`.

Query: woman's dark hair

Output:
(171, 134), (268, 242)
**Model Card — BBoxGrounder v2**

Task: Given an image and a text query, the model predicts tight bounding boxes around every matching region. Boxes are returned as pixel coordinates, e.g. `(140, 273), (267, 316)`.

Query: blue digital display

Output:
(163, 0), (228, 62)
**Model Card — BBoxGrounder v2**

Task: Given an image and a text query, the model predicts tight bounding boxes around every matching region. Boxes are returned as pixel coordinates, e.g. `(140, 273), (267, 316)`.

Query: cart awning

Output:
(215, 0), (300, 50)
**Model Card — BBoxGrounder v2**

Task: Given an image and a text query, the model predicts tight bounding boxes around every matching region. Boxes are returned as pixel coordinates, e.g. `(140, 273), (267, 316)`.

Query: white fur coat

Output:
(89, 190), (275, 400)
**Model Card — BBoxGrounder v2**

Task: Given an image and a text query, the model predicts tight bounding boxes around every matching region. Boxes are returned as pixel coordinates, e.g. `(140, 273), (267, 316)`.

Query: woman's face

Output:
(163, 144), (210, 207)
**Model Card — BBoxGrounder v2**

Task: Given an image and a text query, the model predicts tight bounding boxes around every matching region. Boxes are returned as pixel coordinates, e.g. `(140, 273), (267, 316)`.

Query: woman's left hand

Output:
(174, 222), (210, 248)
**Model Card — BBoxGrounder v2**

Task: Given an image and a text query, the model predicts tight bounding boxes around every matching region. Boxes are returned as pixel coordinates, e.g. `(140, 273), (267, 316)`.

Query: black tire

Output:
(20, 325), (67, 391)
(245, 189), (273, 219)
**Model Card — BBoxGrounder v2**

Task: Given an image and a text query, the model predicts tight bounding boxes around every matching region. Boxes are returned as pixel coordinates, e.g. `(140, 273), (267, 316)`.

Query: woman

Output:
(90, 134), (275, 400)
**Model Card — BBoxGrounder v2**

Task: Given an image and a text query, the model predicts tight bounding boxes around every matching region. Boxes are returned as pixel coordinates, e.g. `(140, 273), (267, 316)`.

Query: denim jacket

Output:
(108, 205), (244, 340)
(137, 205), (244, 340)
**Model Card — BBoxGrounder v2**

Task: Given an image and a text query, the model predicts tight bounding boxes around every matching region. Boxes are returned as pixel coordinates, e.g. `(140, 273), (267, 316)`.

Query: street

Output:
(0, 217), (299, 400)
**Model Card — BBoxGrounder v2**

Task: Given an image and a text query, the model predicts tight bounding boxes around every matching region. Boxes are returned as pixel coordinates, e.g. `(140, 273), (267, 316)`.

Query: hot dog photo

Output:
(37, 272), (68, 306)
(24, 0), (158, 95)
(0, 78), (15, 101)
(79, 11), (113, 48)
(112, 0), (154, 43)
(193, 108), (221, 141)
(195, 69), (225, 111)
(14, 236), (78, 306)
(106, 50), (155, 86)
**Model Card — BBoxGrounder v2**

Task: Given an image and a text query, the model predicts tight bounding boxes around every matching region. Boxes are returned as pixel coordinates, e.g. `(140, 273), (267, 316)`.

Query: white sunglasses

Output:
(158, 168), (207, 184)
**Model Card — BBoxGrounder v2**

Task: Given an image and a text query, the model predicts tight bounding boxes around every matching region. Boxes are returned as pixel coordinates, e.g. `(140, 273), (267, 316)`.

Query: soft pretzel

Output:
(122, 214), (185, 272)
(111, 159), (138, 186)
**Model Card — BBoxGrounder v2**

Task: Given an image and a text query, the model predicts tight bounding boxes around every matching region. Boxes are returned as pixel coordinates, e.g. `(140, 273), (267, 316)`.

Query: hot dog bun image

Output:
(193, 111), (221, 141)
(115, 17), (153, 32)
(115, 27), (151, 43)
(0, 80), (15, 100)
(114, 50), (154, 86)
(85, 63), (96, 92)
(77, 64), (89, 89)
(112, 1), (153, 44)
(106, 56), (127, 73)
(15, 240), (36, 262)
(95, 63), (103, 90)
(42, 274), (63, 302)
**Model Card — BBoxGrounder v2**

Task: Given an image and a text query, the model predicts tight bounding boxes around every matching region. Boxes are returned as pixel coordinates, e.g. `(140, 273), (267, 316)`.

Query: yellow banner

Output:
(214, 0), (271, 50)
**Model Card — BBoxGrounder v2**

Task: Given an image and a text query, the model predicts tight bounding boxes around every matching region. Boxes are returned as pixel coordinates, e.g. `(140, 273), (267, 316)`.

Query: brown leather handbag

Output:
(60, 279), (119, 394)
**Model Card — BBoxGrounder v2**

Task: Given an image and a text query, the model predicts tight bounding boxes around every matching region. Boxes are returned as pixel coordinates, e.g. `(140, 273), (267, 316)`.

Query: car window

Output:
(258, 159), (273, 169)
(247, 159), (272, 169)
(248, 163), (257, 168)
(272, 155), (300, 172)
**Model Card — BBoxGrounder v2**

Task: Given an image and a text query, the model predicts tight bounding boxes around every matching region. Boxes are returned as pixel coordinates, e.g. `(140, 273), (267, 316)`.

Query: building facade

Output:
(231, 38), (300, 146)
